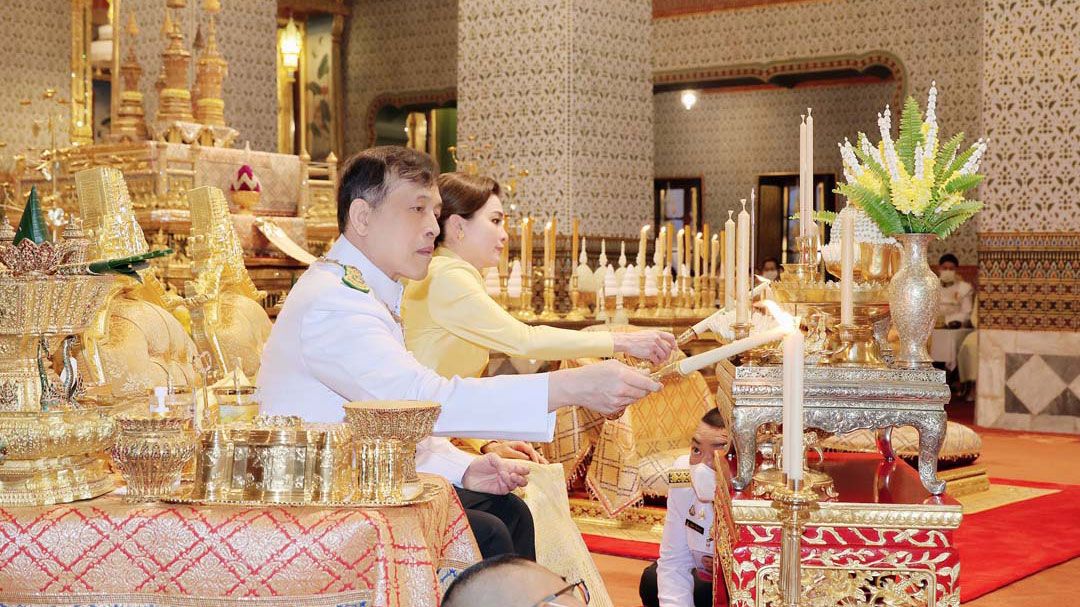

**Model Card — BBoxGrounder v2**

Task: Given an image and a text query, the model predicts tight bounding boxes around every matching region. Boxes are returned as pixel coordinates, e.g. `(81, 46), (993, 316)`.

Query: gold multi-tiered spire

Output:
(156, 3), (195, 126)
(192, 0), (228, 127)
(112, 14), (148, 140)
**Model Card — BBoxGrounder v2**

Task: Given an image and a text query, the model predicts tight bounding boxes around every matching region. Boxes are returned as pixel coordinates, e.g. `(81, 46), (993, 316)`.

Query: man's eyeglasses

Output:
(530, 579), (590, 606)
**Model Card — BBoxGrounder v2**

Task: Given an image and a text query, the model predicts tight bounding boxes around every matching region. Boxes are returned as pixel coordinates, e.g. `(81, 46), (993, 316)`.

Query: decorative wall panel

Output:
(127, 0), (278, 152)
(342, 0), (458, 156)
(980, 0), (1080, 232)
(978, 232), (1080, 333)
(978, 329), (1080, 434)
(458, 0), (653, 235)
(0, 0), (72, 155)
(652, 0), (983, 260)
(654, 81), (896, 231)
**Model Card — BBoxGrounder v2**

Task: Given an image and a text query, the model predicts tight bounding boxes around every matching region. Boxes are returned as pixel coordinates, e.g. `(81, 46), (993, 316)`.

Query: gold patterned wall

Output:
(655, 81), (897, 231)
(458, 0), (653, 234)
(980, 0), (1080, 233)
(341, 0), (458, 156)
(126, 0), (278, 152)
(652, 0), (984, 261)
(0, 0), (72, 155)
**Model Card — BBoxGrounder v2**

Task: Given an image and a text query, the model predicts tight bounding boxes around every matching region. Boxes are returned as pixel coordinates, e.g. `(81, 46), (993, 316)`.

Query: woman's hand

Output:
(481, 440), (548, 464)
(612, 330), (677, 364)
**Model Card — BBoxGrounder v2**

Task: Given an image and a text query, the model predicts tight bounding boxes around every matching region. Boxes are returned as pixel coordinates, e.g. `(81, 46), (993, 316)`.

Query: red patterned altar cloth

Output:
(717, 454), (962, 607)
(0, 474), (479, 606)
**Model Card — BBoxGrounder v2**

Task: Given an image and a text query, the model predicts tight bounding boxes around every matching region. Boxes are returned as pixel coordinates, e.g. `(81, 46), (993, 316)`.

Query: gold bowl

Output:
(343, 401), (441, 505)
(0, 408), (118, 506)
(213, 386), (259, 425)
(111, 412), (196, 501)
(824, 242), (901, 284)
(190, 416), (353, 504)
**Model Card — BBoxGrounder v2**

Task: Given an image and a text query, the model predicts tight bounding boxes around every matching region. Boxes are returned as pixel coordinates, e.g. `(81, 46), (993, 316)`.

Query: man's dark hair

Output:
(938, 253), (959, 266)
(701, 408), (726, 430)
(336, 146), (439, 233)
(760, 256), (779, 269)
(443, 554), (533, 607)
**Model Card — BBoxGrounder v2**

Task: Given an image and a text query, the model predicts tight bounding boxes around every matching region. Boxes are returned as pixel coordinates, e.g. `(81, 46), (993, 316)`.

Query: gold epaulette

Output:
(667, 468), (691, 487)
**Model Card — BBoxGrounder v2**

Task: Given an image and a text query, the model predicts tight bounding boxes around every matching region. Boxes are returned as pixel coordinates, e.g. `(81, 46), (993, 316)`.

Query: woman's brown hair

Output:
(435, 172), (501, 244)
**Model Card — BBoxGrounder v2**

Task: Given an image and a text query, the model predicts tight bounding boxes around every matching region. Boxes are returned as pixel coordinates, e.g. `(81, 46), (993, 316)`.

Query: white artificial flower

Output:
(878, 107), (901, 181)
(924, 81), (939, 159)
(958, 138), (986, 176)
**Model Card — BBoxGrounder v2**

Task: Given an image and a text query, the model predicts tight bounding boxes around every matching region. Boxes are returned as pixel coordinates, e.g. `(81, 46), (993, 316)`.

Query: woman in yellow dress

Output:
(403, 172), (675, 607)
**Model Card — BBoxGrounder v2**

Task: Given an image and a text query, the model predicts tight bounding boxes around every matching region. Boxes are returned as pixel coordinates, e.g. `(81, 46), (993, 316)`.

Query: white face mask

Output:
(690, 462), (716, 502)
(762, 270), (779, 281)
(939, 269), (956, 284)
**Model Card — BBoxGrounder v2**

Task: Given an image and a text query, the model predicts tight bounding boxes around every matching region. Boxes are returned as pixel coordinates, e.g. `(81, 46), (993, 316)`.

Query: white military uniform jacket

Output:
(938, 279), (974, 326)
(657, 454), (714, 607)
(257, 237), (555, 485)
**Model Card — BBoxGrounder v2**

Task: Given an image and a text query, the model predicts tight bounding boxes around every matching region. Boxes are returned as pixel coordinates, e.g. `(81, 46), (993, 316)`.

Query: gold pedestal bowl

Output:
(344, 401), (441, 506)
(111, 412), (196, 501)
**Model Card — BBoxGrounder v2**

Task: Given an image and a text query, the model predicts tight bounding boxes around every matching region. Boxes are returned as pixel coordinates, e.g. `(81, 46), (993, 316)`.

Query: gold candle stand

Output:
(538, 275), (560, 321)
(498, 267), (510, 309)
(515, 269), (536, 321)
(829, 322), (886, 367)
(771, 477), (819, 607)
(634, 268), (649, 318)
(565, 273), (586, 321)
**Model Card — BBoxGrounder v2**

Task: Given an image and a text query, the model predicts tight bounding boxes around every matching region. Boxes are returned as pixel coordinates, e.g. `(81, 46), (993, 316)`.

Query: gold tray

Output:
(162, 478), (443, 508)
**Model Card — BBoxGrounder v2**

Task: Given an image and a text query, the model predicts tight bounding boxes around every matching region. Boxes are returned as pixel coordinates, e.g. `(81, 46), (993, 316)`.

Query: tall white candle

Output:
(736, 201), (750, 325)
(799, 115), (810, 238)
(782, 317), (805, 481)
(676, 228), (685, 276)
(676, 324), (792, 375)
(806, 108), (815, 238)
(840, 210), (855, 325)
(724, 212), (735, 310)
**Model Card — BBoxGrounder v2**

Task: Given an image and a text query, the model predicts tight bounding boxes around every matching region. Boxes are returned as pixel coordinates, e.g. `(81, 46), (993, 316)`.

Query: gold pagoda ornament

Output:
(156, 5), (195, 126)
(112, 14), (149, 141)
(192, 0), (228, 127)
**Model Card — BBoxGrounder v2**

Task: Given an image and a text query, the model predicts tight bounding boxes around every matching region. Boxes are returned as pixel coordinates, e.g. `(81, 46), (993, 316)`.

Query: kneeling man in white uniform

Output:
(639, 409), (730, 607)
(257, 146), (660, 558)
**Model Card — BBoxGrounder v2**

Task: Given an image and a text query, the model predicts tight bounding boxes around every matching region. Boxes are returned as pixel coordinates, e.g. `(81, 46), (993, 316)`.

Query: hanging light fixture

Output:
(681, 90), (698, 110)
(280, 16), (302, 72)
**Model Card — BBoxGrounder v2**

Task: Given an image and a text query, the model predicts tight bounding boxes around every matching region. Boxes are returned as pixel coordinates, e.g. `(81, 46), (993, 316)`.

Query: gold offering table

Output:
(719, 453), (962, 606)
(726, 365), (950, 495)
(0, 474), (479, 607)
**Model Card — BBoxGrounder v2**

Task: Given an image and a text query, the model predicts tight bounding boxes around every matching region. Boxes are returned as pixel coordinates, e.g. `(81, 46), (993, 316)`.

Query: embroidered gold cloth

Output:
(543, 359), (715, 516)
(0, 474), (479, 606)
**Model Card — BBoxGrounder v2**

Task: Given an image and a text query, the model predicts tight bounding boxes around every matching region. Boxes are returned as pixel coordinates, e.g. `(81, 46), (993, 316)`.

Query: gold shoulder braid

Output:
(318, 256), (370, 293)
(667, 468), (691, 487)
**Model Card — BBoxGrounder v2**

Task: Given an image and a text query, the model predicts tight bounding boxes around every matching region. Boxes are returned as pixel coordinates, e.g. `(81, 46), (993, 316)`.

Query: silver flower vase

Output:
(888, 233), (940, 368)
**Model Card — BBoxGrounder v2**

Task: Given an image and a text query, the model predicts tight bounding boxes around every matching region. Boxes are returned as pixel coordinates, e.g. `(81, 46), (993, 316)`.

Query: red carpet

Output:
(582, 478), (1080, 603)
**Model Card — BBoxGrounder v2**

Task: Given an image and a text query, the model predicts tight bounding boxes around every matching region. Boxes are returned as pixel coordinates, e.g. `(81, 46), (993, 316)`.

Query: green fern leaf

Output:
(945, 143), (978, 178)
(944, 173), (984, 194)
(934, 132), (965, 184)
(928, 201), (982, 239)
(839, 183), (904, 236)
(896, 96), (925, 174)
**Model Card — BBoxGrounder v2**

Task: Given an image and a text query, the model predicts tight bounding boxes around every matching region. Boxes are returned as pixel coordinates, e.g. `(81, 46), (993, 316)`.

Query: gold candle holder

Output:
(498, 267), (510, 309)
(343, 401), (441, 506)
(634, 268), (649, 318)
(515, 270), (537, 321)
(771, 477), (820, 607)
(732, 322), (751, 341)
(538, 275), (560, 320)
(828, 323), (886, 367)
(111, 412), (196, 501)
(565, 273), (586, 321)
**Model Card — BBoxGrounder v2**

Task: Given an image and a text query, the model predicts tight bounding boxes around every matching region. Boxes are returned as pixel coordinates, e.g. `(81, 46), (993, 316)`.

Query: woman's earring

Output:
(457, 230), (465, 241)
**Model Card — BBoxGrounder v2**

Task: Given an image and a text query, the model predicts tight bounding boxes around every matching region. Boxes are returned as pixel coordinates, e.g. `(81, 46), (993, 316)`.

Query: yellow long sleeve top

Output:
(403, 248), (615, 451)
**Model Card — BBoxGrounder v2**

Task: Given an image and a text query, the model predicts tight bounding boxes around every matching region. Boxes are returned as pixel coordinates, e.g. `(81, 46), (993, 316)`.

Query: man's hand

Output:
(549, 359), (662, 417)
(461, 453), (530, 495)
(612, 330), (677, 364)
(481, 440), (548, 464)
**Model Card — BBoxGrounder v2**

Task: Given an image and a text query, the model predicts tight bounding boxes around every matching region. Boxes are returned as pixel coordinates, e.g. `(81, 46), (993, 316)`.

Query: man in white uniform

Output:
(639, 409), (730, 607)
(937, 253), (973, 328)
(258, 146), (661, 558)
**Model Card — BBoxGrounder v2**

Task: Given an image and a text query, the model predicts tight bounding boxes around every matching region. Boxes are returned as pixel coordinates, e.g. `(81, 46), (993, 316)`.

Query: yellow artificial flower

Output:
(892, 174), (934, 216)
(855, 171), (885, 197)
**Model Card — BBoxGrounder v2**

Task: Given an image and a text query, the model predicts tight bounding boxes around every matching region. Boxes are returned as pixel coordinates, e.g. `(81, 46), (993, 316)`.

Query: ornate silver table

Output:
(728, 365), (950, 494)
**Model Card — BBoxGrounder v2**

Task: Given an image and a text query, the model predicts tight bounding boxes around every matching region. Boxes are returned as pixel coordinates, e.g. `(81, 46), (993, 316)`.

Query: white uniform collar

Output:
(327, 237), (405, 316)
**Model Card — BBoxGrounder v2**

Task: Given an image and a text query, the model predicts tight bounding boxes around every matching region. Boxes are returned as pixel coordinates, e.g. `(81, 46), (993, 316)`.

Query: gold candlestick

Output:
(634, 266), (648, 318)
(565, 272), (585, 321)
(538, 274), (559, 320)
(498, 268), (510, 309)
(771, 477), (819, 607)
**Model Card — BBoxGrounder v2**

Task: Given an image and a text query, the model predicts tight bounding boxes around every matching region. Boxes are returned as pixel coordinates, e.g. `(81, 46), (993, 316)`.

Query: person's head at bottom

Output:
(443, 555), (589, 607)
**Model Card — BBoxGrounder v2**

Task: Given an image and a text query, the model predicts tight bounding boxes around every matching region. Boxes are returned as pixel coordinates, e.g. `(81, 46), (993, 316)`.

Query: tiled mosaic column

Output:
(457, 0), (653, 235)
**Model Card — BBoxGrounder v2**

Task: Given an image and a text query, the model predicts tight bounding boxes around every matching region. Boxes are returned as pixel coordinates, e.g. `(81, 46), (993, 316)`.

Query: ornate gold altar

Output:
(717, 453), (962, 607)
